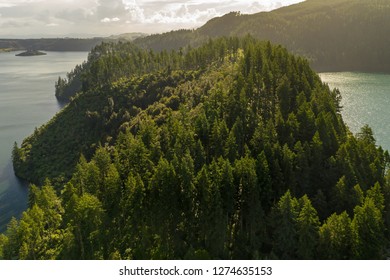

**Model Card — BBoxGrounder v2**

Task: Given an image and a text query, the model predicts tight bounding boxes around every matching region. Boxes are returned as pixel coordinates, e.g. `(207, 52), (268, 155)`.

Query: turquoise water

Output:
(319, 72), (390, 152)
(0, 51), (87, 232)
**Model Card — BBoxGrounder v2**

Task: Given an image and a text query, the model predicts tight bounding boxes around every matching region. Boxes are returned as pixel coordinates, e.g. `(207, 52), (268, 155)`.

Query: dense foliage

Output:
(3, 37), (390, 259)
(55, 41), (185, 101)
(134, 0), (390, 72)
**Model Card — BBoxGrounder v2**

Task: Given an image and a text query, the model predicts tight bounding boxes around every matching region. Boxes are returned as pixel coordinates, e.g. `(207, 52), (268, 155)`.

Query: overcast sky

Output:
(0, 0), (304, 38)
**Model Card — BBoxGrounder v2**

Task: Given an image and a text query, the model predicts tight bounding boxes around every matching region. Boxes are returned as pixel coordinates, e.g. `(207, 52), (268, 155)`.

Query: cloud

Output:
(121, 0), (223, 30)
(124, 0), (146, 22)
(0, 0), (305, 38)
(56, 8), (95, 24)
(46, 22), (59, 27)
(96, 0), (127, 20)
(101, 17), (121, 23)
(248, 0), (303, 13)
(125, 0), (299, 26)
(145, 3), (219, 24)
(0, 0), (42, 8)
(1, 19), (30, 28)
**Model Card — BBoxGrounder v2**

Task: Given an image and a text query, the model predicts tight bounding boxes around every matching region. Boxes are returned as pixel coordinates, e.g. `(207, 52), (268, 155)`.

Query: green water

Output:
(319, 72), (390, 152)
(0, 51), (87, 232)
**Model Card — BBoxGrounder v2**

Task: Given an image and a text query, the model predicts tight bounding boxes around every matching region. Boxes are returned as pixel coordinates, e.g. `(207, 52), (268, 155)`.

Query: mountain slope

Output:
(5, 37), (390, 260)
(135, 0), (390, 72)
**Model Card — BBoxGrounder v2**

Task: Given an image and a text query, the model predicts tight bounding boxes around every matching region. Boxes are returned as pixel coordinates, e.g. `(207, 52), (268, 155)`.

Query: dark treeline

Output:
(0, 38), (105, 52)
(2, 37), (390, 259)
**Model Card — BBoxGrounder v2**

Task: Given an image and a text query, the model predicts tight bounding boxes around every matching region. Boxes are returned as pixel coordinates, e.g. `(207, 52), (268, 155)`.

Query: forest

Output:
(1, 36), (390, 259)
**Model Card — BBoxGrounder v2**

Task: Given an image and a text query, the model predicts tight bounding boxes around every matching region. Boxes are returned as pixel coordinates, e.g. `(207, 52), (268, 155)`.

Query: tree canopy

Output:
(4, 36), (390, 260)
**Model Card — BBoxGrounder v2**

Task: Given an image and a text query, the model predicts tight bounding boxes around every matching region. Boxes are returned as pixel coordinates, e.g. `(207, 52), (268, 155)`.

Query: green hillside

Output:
(135, 0), (390, 72)
(2, 37), (389, 260)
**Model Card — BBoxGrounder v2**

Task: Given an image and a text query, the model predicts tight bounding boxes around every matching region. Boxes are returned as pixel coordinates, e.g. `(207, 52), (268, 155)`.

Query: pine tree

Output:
(352, 198), (385, 259)
(296, 195), (320, 259)
(318, 211), (353, 259)
(271, 191), (299, 259)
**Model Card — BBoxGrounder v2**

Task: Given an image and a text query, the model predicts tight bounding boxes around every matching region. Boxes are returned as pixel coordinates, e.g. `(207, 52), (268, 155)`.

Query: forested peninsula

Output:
(1, 37), (389, 260)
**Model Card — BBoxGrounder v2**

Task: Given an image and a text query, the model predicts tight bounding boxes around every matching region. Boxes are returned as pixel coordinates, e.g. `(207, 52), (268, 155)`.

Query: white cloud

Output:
(124, 0), (146, 22)
(0, 1), (38, 8)
(101, 17), (121, 23)
(0, 0), (305, 38)
(248, 0), (303, 13)
(96, 0), (127, 19)
(145, 6), (220, 25)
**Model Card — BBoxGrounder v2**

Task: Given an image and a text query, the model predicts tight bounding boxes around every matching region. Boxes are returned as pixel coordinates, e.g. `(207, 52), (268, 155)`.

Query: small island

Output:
(15, 50), (47, 56)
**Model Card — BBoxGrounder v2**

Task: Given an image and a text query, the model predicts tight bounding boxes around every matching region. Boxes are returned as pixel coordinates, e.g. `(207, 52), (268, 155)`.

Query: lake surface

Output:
(0, 51), (87, 232)
(319, 72), (390, 152)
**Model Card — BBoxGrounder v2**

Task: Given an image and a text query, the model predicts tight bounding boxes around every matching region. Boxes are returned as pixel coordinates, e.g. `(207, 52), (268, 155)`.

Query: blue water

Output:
(0, 51), (87, 232)
(319, 72), (390, 152)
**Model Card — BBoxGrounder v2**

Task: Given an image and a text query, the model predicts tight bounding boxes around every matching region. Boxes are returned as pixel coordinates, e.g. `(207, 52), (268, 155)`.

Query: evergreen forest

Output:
(1, 36), (390, 260)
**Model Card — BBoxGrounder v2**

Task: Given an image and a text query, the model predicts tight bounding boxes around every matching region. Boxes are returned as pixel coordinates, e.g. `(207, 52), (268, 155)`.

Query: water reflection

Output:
(0, 161), (28, 232)
(0, 51), (88, 232)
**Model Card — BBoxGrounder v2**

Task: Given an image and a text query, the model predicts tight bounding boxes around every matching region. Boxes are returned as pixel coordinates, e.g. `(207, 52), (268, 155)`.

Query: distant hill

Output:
(0, 33), (147, 52)
(107, 32), (147, 41)
(134, 0), (390, 72)
(0, 38), (105, 52)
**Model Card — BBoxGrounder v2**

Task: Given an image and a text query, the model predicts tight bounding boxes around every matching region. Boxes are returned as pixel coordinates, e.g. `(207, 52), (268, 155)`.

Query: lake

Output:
(319, 72), (390, 152)
(0, 51), (88, 232)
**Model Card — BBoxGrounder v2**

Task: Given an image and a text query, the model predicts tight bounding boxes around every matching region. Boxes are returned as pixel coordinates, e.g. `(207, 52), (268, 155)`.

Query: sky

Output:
(0, 0), (304, 38)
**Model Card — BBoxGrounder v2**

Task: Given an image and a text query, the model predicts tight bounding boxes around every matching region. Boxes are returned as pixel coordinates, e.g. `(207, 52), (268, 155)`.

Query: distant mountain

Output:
(0, 38), (105, 52)
(134, 0), (390, 72)
(107, 32), (147, 41)
(0, 33), (147, 52)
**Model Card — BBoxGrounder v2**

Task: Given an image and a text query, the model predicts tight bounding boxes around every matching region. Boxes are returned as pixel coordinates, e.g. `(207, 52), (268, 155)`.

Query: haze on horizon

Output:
(0, 0), (304, 38)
